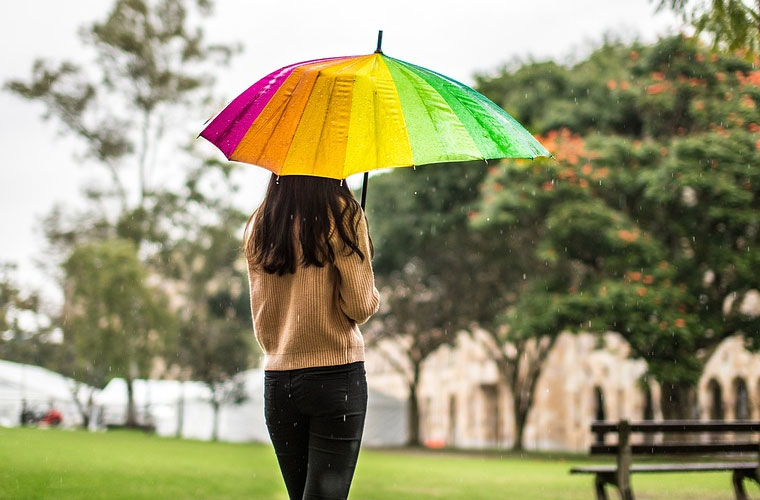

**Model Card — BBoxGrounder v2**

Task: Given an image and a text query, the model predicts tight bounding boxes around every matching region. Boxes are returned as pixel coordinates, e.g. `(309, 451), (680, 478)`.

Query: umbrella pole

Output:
(360, 172), (369, 210)
(360, 30), (381, 211)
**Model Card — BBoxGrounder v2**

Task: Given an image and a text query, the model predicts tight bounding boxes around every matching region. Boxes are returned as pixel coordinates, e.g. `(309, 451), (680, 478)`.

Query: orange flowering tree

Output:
(474, 35), (760, 436)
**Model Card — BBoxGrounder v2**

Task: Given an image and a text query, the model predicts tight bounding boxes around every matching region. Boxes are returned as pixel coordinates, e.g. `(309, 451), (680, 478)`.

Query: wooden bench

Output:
(570, 420), (760, 500)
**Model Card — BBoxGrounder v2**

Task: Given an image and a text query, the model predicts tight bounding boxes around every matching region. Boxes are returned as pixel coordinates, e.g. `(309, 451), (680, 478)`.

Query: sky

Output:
(0, 0), (681, 306)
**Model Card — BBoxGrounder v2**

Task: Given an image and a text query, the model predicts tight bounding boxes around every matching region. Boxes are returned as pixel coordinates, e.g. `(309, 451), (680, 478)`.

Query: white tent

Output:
(95, 369), (408, 446)
(363, 386), (407, 447)
(95, 371), (268, 441)
(0, 359), (95, 428)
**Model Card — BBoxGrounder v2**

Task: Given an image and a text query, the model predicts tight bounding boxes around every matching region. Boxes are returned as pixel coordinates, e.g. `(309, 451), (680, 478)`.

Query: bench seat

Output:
(572, 462), (759, 475)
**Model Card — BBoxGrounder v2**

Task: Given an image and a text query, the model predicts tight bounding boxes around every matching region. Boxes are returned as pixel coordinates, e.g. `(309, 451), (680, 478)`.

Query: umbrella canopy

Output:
(200, 46), (550, 180)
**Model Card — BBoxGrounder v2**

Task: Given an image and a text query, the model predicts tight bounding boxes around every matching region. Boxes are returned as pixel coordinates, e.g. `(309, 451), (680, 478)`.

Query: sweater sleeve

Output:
(333, 212), (380, 325)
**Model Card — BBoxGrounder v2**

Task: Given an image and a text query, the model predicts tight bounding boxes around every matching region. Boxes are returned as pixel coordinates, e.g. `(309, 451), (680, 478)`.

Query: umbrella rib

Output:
(392, 58), (502, 160)
(425, 75), (506, 159)
(273, 66), (328, 175)
(212, 59), (321, 152)
(392, 62), (450, 162)
(320, 56), (374, 178)
(309, 72), (339, 176)
(253, 61), (345, 169)
(403, 59), (547, 158)
(253, 91), (301, 168)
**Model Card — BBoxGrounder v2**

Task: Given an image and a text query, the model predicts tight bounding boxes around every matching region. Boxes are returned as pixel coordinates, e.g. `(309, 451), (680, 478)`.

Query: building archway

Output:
(733, 377), (750, 420)
(593, 386), (606, 421)
(707, 379), (724, 421)
(592, 386), (606, 444)
(643, 385), (655, 421)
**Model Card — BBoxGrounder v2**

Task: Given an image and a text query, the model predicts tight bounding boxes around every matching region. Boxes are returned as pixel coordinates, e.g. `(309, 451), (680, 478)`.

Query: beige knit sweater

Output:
(246, 212), (380, 371)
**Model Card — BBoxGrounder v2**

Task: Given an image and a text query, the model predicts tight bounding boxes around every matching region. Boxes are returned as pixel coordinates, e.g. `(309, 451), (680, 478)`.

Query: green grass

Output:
(1, 426), (757, 499)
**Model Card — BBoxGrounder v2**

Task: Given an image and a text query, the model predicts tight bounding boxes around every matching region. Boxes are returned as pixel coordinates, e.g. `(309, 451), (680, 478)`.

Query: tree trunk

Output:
(176, 381), (185, 439)
(69, 383), (91, 429)
(509, 340), (551, 452)
(660, 382), (697, 420)
(406, 362), (421, 446)
(512, 395), (529, 451)
(211, 400), (220, 441)
(125, 377), (138, 427)
(660, 382), (698, 443)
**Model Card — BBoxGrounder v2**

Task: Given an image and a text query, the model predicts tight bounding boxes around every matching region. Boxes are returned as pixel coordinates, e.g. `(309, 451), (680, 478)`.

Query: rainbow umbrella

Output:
(200, 32), (550, 207)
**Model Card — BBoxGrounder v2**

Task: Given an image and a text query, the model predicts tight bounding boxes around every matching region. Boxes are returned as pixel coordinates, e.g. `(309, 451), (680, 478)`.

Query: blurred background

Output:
(1, 1), (759, 498)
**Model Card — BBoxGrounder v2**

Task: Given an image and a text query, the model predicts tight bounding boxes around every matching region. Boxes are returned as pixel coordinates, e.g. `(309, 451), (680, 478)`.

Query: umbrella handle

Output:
(360, 172), (369, 210)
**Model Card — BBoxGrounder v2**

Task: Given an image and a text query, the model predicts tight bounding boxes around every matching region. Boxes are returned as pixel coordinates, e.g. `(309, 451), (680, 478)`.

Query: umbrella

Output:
(199, 32), (550, 208)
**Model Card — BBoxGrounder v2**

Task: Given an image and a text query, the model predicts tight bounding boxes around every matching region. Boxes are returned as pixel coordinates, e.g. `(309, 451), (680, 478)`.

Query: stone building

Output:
(365, 329), (758, 452)
(699, 335), (760, 421)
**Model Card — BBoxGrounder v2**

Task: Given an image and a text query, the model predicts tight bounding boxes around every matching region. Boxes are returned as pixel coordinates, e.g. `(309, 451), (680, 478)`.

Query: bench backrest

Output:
(590, 420), (760, 456)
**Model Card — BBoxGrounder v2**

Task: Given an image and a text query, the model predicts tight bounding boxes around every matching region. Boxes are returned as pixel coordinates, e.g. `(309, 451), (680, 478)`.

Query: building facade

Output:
(365, 330), (758, 452)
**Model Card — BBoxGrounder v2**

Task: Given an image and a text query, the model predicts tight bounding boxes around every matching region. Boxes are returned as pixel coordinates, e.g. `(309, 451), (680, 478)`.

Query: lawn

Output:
(1, 426), (756, 499)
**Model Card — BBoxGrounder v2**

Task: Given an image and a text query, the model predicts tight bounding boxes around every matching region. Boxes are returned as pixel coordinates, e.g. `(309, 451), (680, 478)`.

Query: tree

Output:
(6, 0), (237, 224)
(364, 162), (525, 445)
(475, 36), (760, 426)
(658, 0), (760, 55)
(164, 171), (253, 440)
(5, 0), (245, 427)
(62, 239), (177, 426)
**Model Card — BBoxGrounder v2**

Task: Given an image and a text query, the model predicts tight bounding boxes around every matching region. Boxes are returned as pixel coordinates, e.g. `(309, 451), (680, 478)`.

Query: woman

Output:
(244, 173), (380, 500)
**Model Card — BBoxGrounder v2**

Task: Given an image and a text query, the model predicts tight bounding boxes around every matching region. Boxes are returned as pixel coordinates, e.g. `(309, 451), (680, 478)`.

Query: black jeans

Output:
(264, 361), (368, 500)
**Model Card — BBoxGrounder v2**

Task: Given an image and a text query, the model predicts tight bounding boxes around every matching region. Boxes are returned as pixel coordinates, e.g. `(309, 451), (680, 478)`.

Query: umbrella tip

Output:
(375, 30), (383, 54)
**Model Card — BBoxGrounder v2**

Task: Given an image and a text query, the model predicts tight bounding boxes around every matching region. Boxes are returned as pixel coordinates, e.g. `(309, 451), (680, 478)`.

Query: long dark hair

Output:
(244, 174), (373, 275)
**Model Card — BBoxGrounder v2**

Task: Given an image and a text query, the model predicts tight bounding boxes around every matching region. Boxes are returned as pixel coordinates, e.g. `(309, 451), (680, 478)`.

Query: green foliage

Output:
(658, 0), (760, 55)
(366, 161), (527, 338)
(475, 35), (757, 138)
(61, 239), (177, 388)
(475, 36), (760, 388)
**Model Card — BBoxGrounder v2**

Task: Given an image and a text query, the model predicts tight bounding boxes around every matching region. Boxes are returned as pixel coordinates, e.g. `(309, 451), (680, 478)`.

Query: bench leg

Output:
(619, 484), (635, 500)
(732, 470), (749, 500)
(594, 472), (635, 500)
(594, 474), (610, 500)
